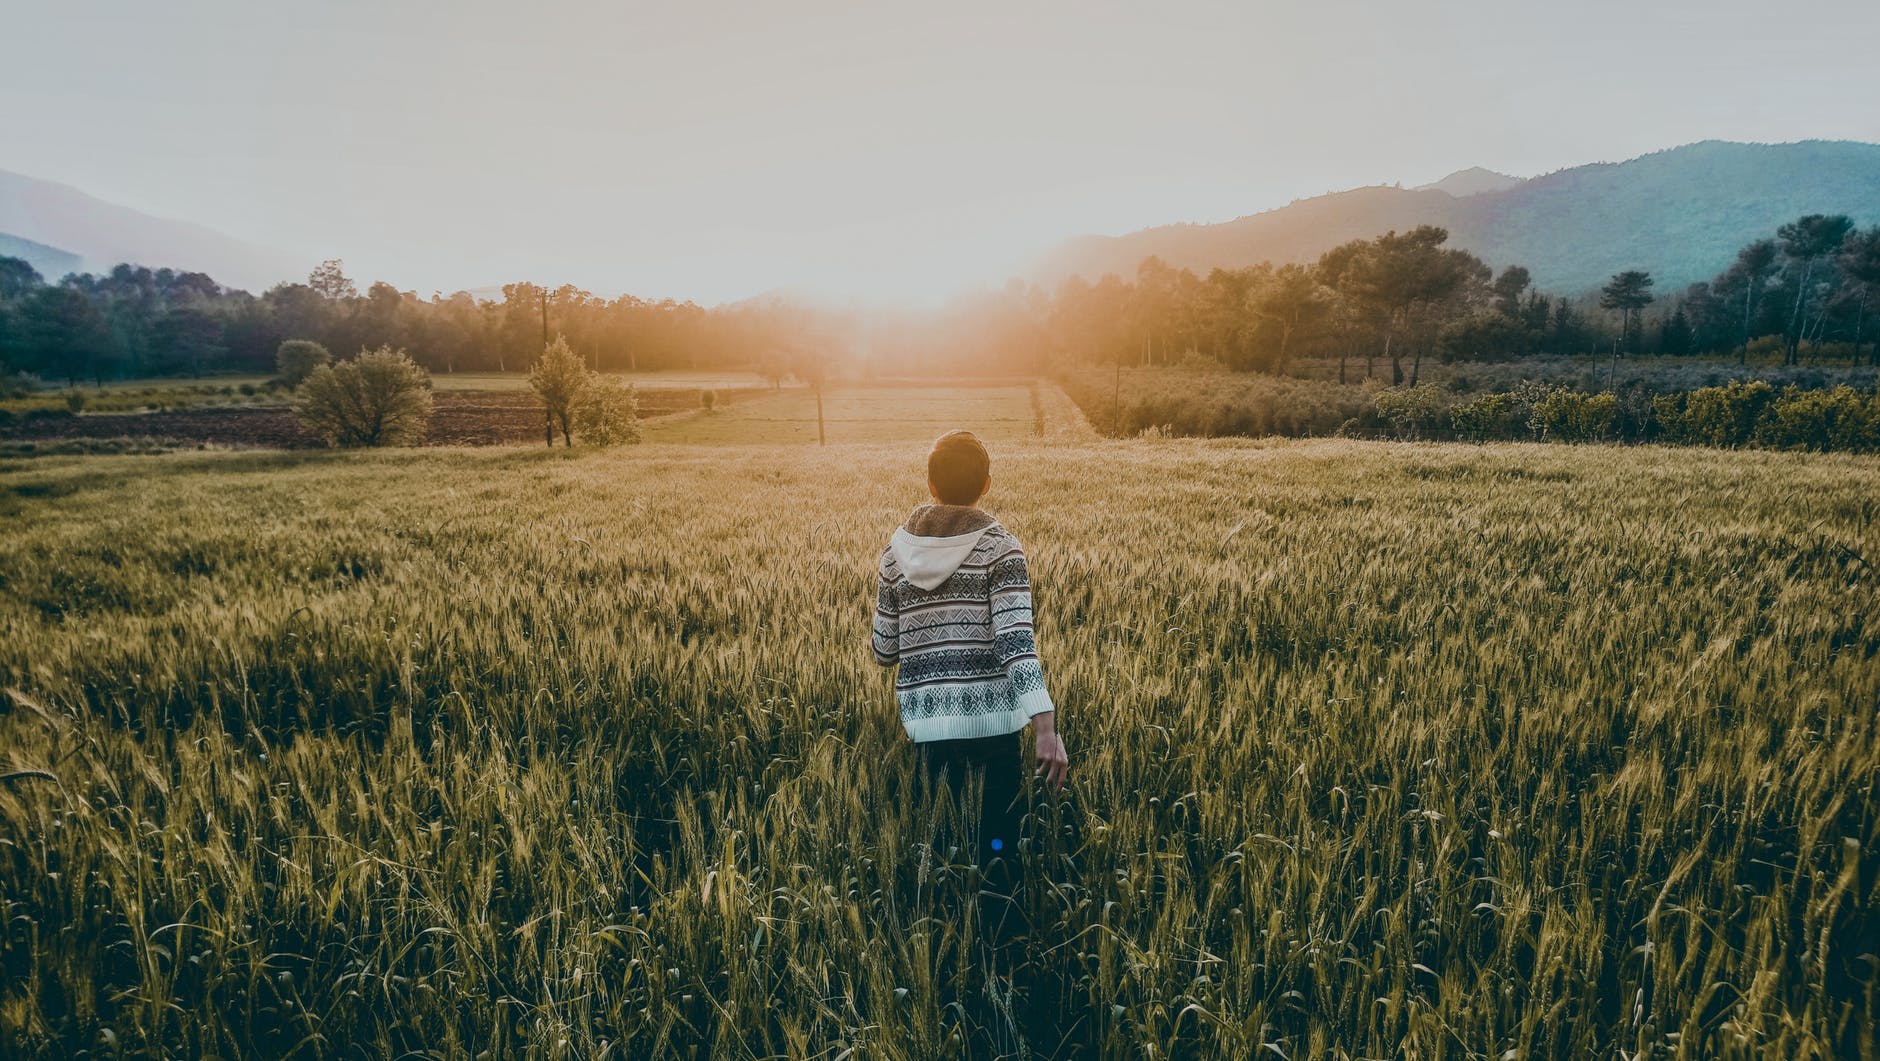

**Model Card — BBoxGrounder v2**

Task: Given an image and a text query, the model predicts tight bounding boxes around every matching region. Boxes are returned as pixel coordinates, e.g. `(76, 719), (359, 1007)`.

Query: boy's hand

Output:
(1031, 712), (1069, 793)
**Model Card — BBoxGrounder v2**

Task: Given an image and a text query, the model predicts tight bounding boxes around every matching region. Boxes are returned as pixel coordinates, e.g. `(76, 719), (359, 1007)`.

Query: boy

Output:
(872, 430), (1069, 867)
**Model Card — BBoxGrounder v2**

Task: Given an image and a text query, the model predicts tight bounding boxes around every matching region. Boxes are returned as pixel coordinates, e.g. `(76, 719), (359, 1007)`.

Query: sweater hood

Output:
(891, 504), (998, 591)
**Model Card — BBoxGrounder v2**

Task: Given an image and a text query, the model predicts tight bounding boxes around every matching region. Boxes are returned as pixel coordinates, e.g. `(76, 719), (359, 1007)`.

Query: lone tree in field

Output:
(574, 371), (642, 445)
(276, 339), (331, 388)
(529, 335), (587, 447)
(294, 346), (433, 447)
(1600, 270), (1655, 354)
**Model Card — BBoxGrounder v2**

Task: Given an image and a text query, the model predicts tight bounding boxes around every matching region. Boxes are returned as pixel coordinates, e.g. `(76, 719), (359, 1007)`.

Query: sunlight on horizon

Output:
(6, 0), (1880, 304)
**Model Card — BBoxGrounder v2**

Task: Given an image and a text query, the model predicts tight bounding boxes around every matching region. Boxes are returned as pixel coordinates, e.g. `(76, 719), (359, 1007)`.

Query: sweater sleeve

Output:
(988, 537), (1055, 718)
(871, 551), (899, 667)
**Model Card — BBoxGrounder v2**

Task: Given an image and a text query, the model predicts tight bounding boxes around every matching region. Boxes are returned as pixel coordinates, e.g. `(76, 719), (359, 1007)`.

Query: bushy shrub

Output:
(276, 340), (332, 388)
(1372, 386), (1449, 439)
(1656, 381), (1778, 447)
(1528, 389), (1617, 442)
(294, 346), (433, 447)
(1449, 392), (1517, 440)
(1744, 335), (1786, 362)
(64, 392), (87, 414)
(575, 372), (642, 446)
(239, 383), (257, 397)
(1064, 368), (1373, 438)
(700, 388), (717, 412)
(1757, 386), (1880, 452)
(1063, 364), (1880, 452)
(0, 370), (42, 400)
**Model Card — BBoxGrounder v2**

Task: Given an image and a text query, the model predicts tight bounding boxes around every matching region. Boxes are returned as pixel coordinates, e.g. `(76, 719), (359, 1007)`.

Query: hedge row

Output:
(1067, 370), (1880, 452)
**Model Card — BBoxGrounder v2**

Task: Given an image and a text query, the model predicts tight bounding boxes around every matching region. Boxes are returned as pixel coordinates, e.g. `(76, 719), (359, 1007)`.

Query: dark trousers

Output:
(915, 731), (1024, 868)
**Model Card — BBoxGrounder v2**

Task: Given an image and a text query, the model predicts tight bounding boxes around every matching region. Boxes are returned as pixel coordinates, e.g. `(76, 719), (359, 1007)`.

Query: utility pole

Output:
(1112, 354), (1123, 437)
(540, 288), (549, 348)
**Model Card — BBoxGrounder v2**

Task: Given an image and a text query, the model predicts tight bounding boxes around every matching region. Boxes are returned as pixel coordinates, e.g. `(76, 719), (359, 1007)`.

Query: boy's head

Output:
(927, 430), (990, 506)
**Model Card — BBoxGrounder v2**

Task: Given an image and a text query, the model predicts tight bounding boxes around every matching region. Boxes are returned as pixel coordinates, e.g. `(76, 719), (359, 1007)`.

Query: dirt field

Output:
(0, 387), (773, 449)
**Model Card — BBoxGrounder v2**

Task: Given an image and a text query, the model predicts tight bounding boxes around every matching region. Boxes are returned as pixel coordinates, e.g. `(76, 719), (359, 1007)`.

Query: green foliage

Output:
(1371, 385), (1449, 438)
(1064, 367), (1375, 438)
(1654, 380), (1779, 447)
(1757, 385), (1880, 451)
(1448, 391), (1519, 440)
(1526, 389), (1618, 442)
(528, 336), (587, 447)
(574, 372), (642, 446)
(276, 339), (332, 388)
(0, 443), (1874, 1057)
(1050, 141), (1880, 298)
(293, 346), (433, 447)
(1070, 366), (1880, 452)
(1743, 334), (1786, 361)
(0, 370), (39, 400)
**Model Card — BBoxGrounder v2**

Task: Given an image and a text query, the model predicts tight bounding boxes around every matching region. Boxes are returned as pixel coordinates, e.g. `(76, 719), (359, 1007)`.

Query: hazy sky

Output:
(5, 0), (1878, 304)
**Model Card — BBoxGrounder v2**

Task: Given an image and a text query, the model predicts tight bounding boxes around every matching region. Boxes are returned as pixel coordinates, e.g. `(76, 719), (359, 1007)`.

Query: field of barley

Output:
(1, 438), (1876, 1059)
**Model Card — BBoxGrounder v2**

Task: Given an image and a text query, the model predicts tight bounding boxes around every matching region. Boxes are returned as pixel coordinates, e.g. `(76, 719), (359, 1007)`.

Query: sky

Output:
(5, 0), (1879, 305)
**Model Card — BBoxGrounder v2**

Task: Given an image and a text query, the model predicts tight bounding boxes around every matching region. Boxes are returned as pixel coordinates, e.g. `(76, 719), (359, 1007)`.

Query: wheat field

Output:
(1, 439), (1876, 1059)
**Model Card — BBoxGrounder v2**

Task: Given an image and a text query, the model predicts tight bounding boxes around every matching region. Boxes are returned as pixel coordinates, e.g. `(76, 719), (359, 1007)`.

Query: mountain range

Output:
(4, 140), (1879, 300)
(0, 170), (303, 292)
(1036, 140), (1880, 295)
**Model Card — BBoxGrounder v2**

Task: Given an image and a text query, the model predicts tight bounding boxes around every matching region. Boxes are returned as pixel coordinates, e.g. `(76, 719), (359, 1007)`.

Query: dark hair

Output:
(928, 430), (989, 505)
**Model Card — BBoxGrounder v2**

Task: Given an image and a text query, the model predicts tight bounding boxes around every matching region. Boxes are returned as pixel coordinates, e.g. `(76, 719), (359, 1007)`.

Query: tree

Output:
(150, 306), (225, 377)
(529, 335), (587, 447)
(756, 349), (789, 388)
(1723, 239), (1778, 360)
(295, 346), (433, 447)
(1600, 270), (1655, 354)
(0, 256), (42, 301)
(1659, 306), (1693, 356)
(1247, 264), (1327, 376)
(1776, 214), (1854, 364)
(575, 371), (642, 445)
(1836, 227), (1880, 365)
(1343, 227), (1490, 385)
(307, 259), (358, 301)
(19, 286), (111, 385)
(277, 339), (332, 387)
(1490, 266), (1531, 317)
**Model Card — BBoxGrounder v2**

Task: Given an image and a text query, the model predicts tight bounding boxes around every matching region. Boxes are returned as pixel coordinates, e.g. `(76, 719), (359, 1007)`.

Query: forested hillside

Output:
(1040, 141), (1880, 294)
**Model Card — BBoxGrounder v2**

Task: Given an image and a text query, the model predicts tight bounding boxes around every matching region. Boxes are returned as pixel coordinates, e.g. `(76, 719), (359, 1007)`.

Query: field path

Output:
(1033, 379), (1097, 440)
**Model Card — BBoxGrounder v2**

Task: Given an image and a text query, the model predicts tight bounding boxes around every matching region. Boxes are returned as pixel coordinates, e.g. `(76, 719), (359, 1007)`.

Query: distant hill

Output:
(0, 170), (303, 292)
(0, 232), (83, 280)
(1414, 167), (1524, 197)
(1037, 141), (1880, 294)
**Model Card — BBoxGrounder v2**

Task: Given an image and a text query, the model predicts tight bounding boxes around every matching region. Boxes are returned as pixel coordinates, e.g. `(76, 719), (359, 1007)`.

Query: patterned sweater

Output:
(872, 504), (1056, 742)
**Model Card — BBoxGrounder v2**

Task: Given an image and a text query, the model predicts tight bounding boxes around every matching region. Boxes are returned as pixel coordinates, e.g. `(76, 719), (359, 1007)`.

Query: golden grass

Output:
(0, 438), (1875, 1058)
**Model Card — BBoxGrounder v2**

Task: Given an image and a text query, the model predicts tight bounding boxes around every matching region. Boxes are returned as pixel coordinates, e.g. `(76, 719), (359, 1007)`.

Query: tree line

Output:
(0, 258), (815, 385)
(3, 212), (1877, 388)
(1025, 214), (1880, 382)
